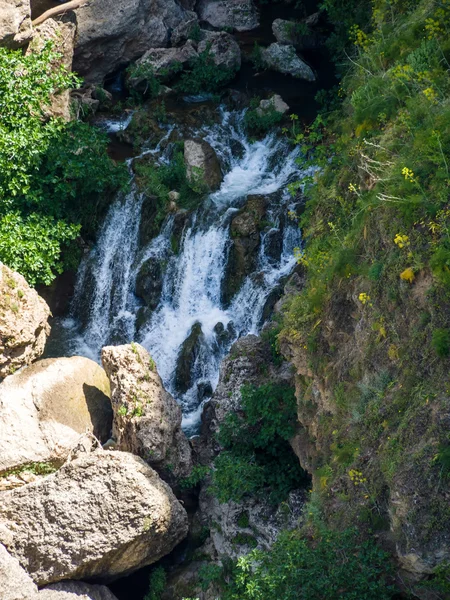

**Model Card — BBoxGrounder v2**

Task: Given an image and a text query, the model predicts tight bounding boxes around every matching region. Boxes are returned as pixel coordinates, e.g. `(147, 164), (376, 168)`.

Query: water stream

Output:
(53, 108), (310, 433)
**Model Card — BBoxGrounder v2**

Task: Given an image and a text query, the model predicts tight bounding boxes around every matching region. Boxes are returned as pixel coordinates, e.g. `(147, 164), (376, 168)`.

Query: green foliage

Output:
(211, 384), (307, 504)
(244, 99), (284, 136)
(144, 566), (166, 600)
(180, 465), (211, 489)
(0, 43), (127, 285)
(176, 47), (237, 95)
(432, 328), (450, 358)
(250, 42), (265, 70)
(223, 528), (394, 600)
(197, 563), (223, 591)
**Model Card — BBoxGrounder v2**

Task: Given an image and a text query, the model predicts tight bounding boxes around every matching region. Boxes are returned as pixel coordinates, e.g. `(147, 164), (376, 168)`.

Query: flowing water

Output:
(54, 108), (310, 433)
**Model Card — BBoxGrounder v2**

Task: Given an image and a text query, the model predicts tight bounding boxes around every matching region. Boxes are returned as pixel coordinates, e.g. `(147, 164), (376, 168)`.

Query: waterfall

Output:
(56, 108), (310, 433)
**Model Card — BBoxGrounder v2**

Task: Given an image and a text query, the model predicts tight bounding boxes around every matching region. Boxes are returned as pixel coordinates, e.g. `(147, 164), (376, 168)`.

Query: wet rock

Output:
(73, 0), (191, 83)
(196, 0), (259, 32)
(0, 357), (112, 480)
(171, 209), (190, 254)
(138, 192), (165, 246)
(264, 227), (284, 261)
(101, 343), (192, 482)
(0, 451), (189, 585)
(257, 94), (289, 117)
(221, 195), (266, 305)
(174, 322), (205, 394)
(0, 0), (32, 48)
(198, 31), (241, 71)
(0, 263), (50, 380)
(262, 43), (315, 81)
(135, 257), (164, 310)
(184, 139), (222, 191)
(26, 19), (76, 121)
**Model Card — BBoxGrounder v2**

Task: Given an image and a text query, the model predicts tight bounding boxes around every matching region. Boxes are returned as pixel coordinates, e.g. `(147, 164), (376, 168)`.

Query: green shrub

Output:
(432, 328), (450, 358)
(244, 99), (284, 136)
(176, 47), (237, 95)
(212, 384), (307, 504)
(144, 566), (166, 600)
(223, 528), (394, 600)
(180, 465), (211, 489)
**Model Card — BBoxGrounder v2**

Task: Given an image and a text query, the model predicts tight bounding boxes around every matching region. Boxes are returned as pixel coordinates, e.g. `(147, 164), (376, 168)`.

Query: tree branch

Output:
(32, 0), (90, 27)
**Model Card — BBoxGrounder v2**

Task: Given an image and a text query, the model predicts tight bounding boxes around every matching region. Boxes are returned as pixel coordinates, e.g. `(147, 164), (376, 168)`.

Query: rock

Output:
(184, 139), (222, 191)
(0, 451), (189, 585)
(0, 264), (50, 380)
(262, 43), (315, 81)
(0, 357), (112, 480)
(40, 582), (119, 600)
(135, 258), (164, 310)
(26, 19), (76, 121)
(272, 18), (322, 51)
(0, 0), (32, 48)
(171, 10), (199, 46)
(131, 40), (198, 83)
(0, 542), (37, 599)
(169, 190), (181, 202)
(196, 0), (259, 32)
(174, 322), (205, 395)
(73, 0), (191, 83)
(222, 195), (266, 305)
(101, 344), (192, 481)
(198, 31), (241, 71)
(257, 94), (289, 117)
(272, 18), (297, 45)
(198, 488), (307, 559)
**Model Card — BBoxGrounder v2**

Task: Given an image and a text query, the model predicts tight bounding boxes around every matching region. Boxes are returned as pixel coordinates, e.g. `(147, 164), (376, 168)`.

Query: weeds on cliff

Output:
(211, 383), (307, 504)
(180, 465), (211, 490)
(144, 566), (166, 600)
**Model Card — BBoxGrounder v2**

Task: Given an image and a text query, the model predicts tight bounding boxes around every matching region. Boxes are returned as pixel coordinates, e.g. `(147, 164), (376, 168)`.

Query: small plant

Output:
(118, 405), (128, 416)
(176, 47), (237, 95)
(144, 566), (166, 600)
(432, 328), (450, 358)
(180, 465), (211, 489)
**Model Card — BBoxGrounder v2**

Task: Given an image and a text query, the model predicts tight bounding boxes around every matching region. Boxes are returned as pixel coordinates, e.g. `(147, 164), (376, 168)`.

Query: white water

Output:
(57, 109), (308, 433)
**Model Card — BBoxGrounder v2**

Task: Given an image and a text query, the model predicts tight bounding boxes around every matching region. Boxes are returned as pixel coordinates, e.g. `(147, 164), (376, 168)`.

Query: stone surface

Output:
(257, 94), (289, 117)
(262, 43), (315, 81)
(0, 542), (37, 600)
(184, 139), (222, 191)
(101, 344), (192, 482)
(0, 0), (32, 48)
(0, 264), (50, 380)
(174, 322), (205, 395)
(131, 40), (198, 81)
(198, 31), (241, 71)
(41, 581), (119, 600)
(0, 451), (189, 585)
(0, 356), (112, 478)
(197, 0), (259, 32)
(171, 10), (198, 46)
(73, 0), (190, 82)
(135, 258), (164, 310)
(26, 19), (76, 121)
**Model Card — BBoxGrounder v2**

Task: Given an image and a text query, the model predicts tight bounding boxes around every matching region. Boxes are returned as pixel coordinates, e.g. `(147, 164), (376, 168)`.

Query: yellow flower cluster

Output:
(400, 267), (415, 283)
(402, 167), (415, 182)
(349, 25), (373, 50)
(348, 183), (358, 193)
(358, 292), (371, 305)
(423, 87), (438, 104)
(348, 469), (367, 485)
(394, 233), (410, 249)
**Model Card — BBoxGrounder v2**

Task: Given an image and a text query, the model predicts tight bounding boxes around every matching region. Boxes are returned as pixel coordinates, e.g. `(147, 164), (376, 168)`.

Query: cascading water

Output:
(56, 108), (310, 433)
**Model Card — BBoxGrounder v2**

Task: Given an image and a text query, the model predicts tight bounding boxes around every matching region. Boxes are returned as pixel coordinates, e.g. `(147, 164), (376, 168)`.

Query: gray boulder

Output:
(196, 0), (259, 32)
(184, 139), (222, 191)
(198, 31), (241, 71)
(0, 357), (112, 485)
(262, 43), (315, 81)
(131, 40), (198, 80)
(0, 0), (32, 48)
(171, 10), (199, 46)
(0, 451), (188, 585)
(101, 344), (192, 482)
(257, 94), (289, 117)
(0, 263), (50, 380)
(73, 0), (191, 83)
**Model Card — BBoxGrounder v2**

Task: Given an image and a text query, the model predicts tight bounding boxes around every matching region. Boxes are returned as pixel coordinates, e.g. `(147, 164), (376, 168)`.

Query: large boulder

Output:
(0, 451), (189, 585)
(196, 0), (259, 32)
(0, 264), (50, 380)
(174, 322), (205, 395)
(0, 0), (32, 48)
(135, 257), (164, 310)
(171, 10), (199, 46)
(130, 40), (198, 81)
(73, 0), (191, 83)
(198, 31), (241, 71)
(184, 139), (222, 191)
(1, 542), (119, 600)
(257, 94), (289, 117)
(0, 357), (112, 481)
(26, 19), (76, 121)
(101, 344), (192, 482)
(262, 43), (315, 81)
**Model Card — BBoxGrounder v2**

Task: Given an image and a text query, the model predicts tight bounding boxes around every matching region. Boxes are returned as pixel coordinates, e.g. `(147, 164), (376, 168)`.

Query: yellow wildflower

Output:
(400, 267), (415, 283)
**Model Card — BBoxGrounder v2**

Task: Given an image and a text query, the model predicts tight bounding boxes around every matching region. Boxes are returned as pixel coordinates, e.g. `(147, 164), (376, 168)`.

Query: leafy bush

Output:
(224, 528), (394, 600)
(176, 47), (237, 95)
(432, 328), (450, 358)
(144, 566), (166, 600)
(244, 100), (284, 136)
(211, 384), (307, 504)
